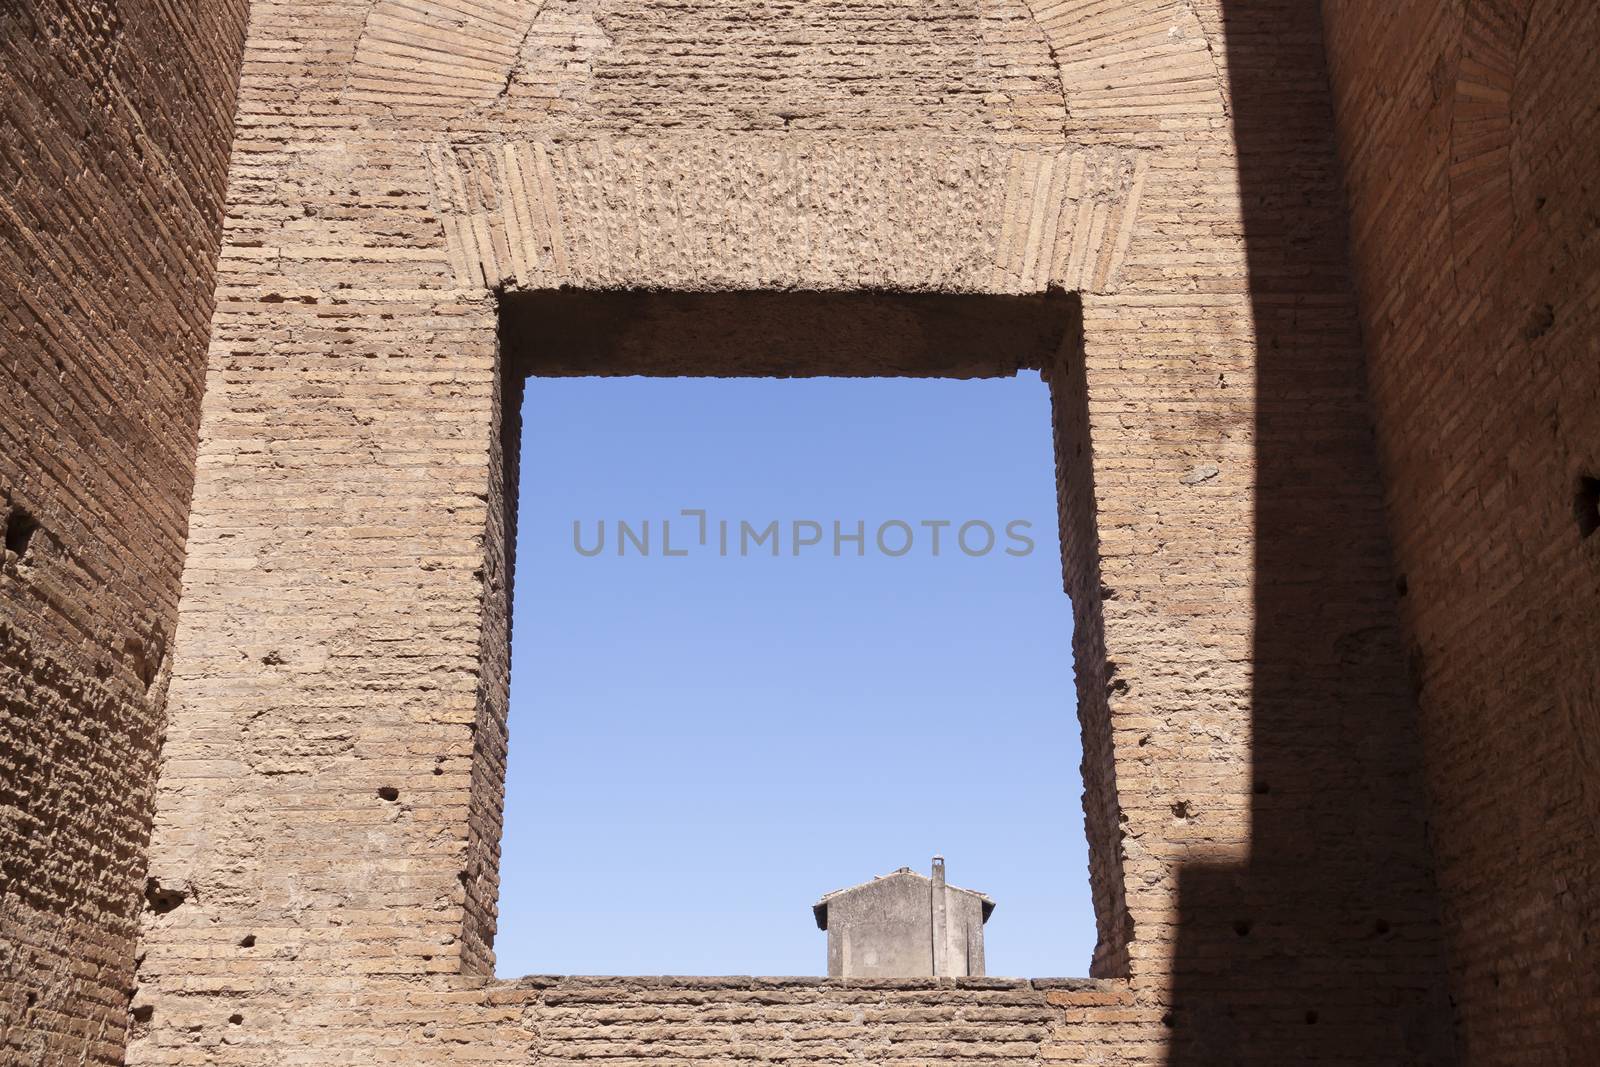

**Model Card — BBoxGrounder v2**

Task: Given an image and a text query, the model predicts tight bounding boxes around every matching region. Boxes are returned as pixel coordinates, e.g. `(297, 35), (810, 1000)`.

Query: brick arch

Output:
(346, 0), (1230, 135)
(1448, 0), (1534, 294)
(346, 0), (551, 109)
(343, 0), (1233, 301)
(1025, 0), (1228, 130)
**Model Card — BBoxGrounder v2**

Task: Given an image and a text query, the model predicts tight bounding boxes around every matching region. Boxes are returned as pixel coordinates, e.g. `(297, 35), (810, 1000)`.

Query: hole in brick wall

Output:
(377, 786), (399, 802)
(1576, 475), (1599, 539)
(228, 1013), (244, 1025)
(5, 505), (38, 558)
(144, 878), (186, 915)
(1521, 303), (1556, 341)
(493, 289), (1098, 978)
(238, 934), (256, 948)
(126, 637), (146, 679)
(131, 1005), (154, 1024)
(124, 635), (160, 689)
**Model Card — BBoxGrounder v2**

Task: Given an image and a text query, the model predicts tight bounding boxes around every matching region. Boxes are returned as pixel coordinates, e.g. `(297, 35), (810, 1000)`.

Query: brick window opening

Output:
(478, 290), (1126, 979)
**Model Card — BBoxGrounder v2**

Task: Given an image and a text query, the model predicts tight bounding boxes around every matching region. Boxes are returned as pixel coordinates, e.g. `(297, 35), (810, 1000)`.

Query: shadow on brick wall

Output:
(1167, 3), (1455, 1061)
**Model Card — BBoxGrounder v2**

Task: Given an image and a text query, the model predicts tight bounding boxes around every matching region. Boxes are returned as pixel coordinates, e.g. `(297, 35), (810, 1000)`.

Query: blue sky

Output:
(495, 373), (1092, 977)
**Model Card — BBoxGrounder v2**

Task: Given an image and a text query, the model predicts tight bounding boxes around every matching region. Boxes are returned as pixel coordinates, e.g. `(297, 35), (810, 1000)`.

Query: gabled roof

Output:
(813, 866), (996, 930)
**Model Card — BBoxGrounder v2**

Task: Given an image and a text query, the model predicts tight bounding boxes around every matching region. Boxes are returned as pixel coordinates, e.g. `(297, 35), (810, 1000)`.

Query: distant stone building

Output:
(813, 857), (994, 978)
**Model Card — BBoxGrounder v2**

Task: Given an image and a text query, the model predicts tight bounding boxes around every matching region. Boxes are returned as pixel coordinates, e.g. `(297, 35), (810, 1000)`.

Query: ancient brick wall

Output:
(131, 976), (1146, 1064)
(0, 0), (248, 1062)
(1322, 1), (1600, 1061)
(127, 1), (1451, 1063)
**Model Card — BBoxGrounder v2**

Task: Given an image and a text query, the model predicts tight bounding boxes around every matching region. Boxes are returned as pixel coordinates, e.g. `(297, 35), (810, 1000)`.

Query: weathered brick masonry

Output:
(1322, 1), (1600, 1062)
(3, 0), (1595, 1063)
(0, 1), (248, 1063)
(123, 0), (1453, 1062)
